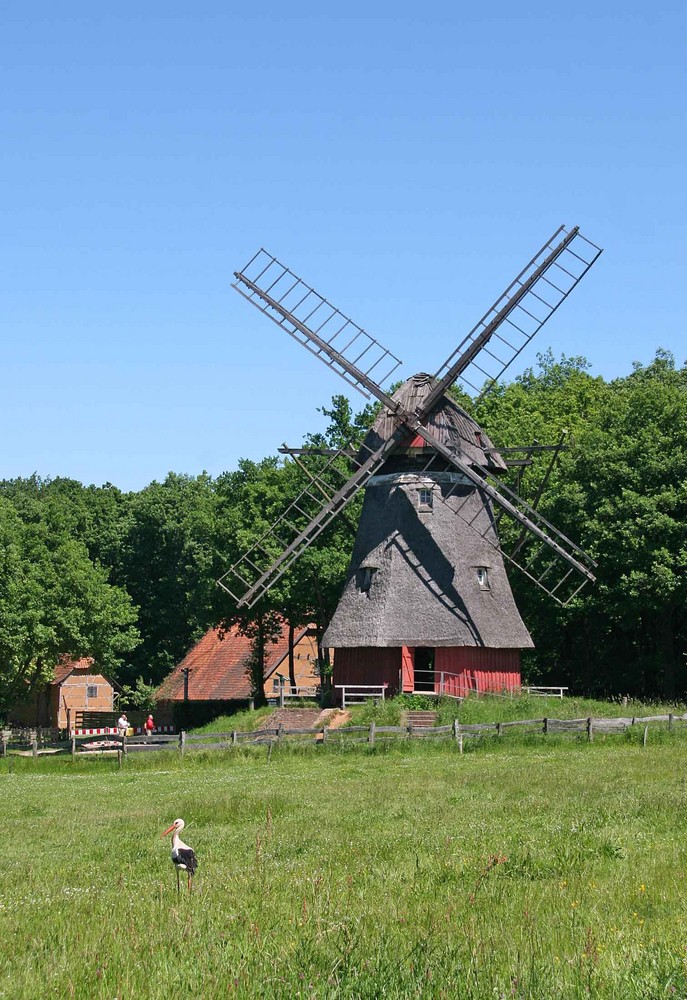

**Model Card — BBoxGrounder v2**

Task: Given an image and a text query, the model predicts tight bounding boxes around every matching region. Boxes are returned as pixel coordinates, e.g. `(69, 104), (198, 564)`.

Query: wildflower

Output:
(639, 884), (646, 892)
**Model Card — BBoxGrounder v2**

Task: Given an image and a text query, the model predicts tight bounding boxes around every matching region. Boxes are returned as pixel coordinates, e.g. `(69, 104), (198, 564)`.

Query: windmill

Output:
(219, 225), (602, 697)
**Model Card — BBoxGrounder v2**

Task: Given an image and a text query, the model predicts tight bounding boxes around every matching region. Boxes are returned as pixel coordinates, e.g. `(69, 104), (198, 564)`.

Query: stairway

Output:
(405, 710), (438, 729)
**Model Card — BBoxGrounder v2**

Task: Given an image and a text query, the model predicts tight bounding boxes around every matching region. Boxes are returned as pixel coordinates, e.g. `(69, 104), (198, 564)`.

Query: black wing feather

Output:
(172, 848), (198, 875)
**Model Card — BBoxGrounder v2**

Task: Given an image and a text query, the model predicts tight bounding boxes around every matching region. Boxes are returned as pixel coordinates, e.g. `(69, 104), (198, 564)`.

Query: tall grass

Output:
(3, 736), (687, 998)
(345, 693), (687, 729)
(191, 706), (275, 734)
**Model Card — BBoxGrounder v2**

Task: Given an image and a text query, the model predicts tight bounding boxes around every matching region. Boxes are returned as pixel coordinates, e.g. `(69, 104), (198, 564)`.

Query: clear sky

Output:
(2, 2), (685, 491)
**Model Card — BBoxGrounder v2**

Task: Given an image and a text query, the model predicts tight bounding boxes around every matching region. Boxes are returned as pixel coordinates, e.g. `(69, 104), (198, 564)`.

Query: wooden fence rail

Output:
(4, 712), (687, 762)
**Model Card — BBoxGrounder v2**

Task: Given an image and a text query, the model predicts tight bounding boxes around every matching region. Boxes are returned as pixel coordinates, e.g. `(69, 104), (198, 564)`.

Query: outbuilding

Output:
(10, 656), (115, 730)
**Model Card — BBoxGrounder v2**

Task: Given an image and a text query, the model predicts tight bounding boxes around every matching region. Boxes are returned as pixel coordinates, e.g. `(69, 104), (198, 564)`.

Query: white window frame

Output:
(418, 488), (433, 510)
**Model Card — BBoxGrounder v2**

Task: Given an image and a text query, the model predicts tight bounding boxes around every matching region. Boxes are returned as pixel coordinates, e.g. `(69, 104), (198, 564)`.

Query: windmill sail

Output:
(424, 225), (602, 411)
(233, 249), (403, 401)
(408, 420), (596, 605)
(218, 425), (407, 608)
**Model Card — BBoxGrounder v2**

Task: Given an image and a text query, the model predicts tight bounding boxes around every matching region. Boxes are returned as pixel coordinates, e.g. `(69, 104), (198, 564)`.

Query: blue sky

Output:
(2, 2), (685, 491)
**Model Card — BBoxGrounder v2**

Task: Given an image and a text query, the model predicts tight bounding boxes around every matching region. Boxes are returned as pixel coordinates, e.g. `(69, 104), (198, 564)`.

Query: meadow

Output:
(4, 726), (687, 999)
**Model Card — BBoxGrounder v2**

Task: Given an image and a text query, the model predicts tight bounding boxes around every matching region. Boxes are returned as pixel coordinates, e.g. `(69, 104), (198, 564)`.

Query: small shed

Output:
(10, 656), (115, 730)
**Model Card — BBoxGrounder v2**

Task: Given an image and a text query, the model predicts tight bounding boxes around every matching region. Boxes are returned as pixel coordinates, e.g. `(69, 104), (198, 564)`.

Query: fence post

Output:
(669, 713), (674, 731)
(179, 731), (185, 757)
(496, 722), (502, 738)
(123, 733), (128, 758)
(31, 732), (38, 759)
(322, 726), (328, 745)
(543, 717), (548, 735)
(643, 725), (649, 747)
(440, 672), (445, 695)
(369, 721), (376, 747)
(278, 722), (284, 743)
(71, 734), (76, 760)
(232, 730), (238, 746)
(279, 684), (285, 709)
(1, 731), (7, 758)
(587, 718), (593, 743)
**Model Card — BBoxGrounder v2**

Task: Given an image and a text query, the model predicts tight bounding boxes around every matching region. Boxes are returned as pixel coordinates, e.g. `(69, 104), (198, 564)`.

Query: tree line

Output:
(0, 349), (685, 713)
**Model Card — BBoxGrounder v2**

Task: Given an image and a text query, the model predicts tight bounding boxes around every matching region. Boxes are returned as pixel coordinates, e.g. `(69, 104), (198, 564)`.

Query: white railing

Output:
(272, 679), (321, 707)
(404, 668), (478, 699)
(282, 685), (318, 698)
(335, 684), (387, 709)
(523, 686), (568, 699)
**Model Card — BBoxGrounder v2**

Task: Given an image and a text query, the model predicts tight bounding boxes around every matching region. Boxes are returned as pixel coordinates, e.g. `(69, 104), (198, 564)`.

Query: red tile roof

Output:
(52, 656), (96, 685)
(156, 622), (317, 702)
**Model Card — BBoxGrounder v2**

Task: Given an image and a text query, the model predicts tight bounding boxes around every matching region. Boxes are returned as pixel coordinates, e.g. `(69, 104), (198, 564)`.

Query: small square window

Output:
(86, 685), (98, 698)
(476, 567), (490, 591)
(419, 488), (433, 509)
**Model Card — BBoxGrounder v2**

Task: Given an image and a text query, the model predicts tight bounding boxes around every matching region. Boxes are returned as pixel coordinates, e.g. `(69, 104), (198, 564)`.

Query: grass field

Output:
(346, 692), (687, 728)
(3, 734), (687, 999)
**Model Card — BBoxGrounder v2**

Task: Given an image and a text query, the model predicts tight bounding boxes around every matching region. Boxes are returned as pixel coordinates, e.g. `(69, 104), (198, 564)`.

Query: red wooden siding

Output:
(434, 647), (521, 696)
(332, 646), (520, 699)
(333, 647), (402, 696)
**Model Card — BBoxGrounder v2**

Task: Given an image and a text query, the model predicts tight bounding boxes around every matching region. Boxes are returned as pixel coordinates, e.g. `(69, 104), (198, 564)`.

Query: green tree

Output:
(118, 473), (218, 685)
(476, 349), (687, 698)
(0, 495), (140, 715)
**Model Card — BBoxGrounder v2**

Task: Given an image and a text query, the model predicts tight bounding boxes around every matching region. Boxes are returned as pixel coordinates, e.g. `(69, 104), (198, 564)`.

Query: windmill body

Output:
(323, 374), (533, 696)
(221, 226), (602, 700)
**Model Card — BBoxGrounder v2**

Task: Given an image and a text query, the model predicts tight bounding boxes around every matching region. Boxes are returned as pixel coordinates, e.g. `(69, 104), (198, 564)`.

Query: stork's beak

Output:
(161, 824), (176, 837)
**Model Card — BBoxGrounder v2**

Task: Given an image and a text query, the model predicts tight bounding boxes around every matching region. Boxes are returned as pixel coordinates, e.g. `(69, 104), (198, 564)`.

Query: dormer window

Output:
(359, 566), (377, 594)
(476, 567), (490, 591)
(419, 488), (433, 511)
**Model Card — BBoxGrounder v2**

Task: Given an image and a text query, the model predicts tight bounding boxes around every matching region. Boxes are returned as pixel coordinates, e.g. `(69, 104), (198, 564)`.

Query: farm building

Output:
(9, 656), (115, 730)
(155, 621), (320, 723)
(323, 375), (533, 698)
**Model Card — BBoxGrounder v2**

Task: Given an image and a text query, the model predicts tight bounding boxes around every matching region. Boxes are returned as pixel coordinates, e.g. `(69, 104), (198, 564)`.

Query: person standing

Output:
(117, 713), (129, 741)
(144, 714), (155, 739)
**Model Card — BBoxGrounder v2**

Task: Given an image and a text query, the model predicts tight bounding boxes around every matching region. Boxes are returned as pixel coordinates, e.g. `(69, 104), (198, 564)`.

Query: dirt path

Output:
(258, 708), (350, 730)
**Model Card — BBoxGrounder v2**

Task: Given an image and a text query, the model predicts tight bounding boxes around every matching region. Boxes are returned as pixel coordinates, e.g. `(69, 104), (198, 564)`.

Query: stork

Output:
(161, 818), (198, 894)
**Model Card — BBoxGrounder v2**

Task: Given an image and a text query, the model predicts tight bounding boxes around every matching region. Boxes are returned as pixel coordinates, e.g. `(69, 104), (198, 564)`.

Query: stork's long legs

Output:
(187, 873), (192, 895)
(176, 868), (180, 894)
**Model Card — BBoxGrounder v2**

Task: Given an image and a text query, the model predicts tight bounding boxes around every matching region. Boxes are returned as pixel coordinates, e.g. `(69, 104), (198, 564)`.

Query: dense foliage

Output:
(0, 350), (685, 709)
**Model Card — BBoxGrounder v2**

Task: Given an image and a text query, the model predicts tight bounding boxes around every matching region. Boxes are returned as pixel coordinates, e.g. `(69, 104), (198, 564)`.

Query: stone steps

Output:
(405, 710), (438, 728)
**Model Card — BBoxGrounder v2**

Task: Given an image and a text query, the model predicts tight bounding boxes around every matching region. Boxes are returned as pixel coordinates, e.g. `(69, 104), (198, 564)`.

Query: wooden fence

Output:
(4, 712), (687, 762)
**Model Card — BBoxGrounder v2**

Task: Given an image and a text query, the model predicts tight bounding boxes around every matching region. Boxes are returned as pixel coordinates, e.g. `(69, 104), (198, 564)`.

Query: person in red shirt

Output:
(144, 714), (155, 738)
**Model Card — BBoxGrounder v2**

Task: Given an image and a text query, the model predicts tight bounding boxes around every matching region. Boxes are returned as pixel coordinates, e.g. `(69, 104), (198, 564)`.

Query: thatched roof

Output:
(358, 373), (508, 472)
(323, 470), (533, 650)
